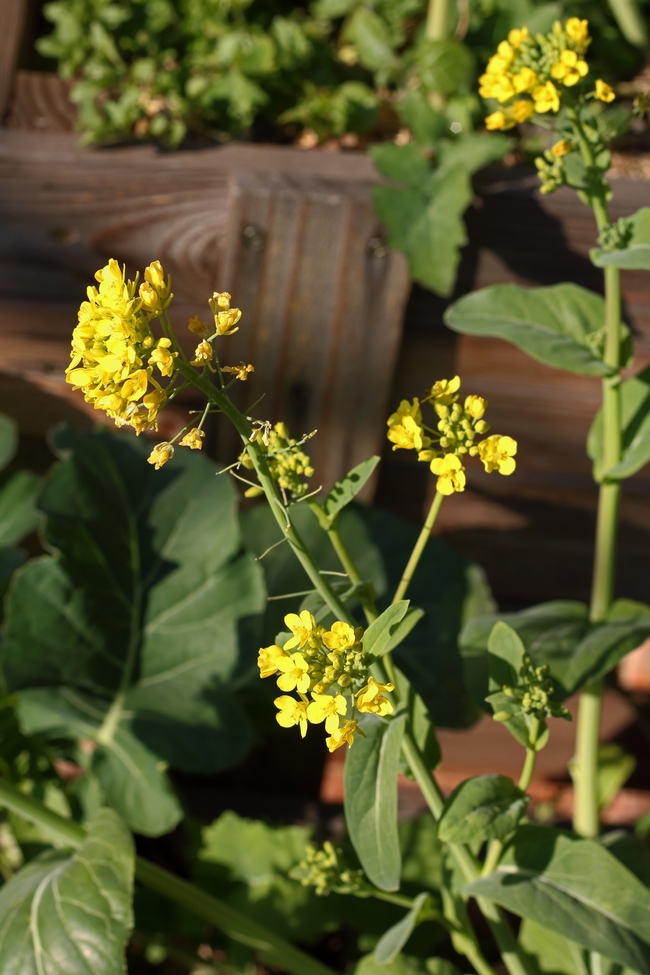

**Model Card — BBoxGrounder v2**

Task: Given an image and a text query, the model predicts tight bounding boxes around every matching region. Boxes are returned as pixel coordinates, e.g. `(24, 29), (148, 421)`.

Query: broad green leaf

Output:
(345, 713), (405, 891)
(0, 471), (40, 546)
(356, 953), (427, 975)
(400, 814), (443, 889)
(484, 622), (548, 749)
(445, 283), (626, 377)
(606, 0), (648, 47)
(373, 166), (472, 297)
(3, 428), (265, 836)
(406, 39), (473, 96)
(371, 144), (430, 190)
(405, 678), (441, 771)
(437, 133), (512, 178)
(467, 825), (650, 974)
(596, 744), (636, 810)
(587, 366), (650, 480)
(395, 90), (447, 147)
(384, 609), (425, 654)
(375, 892), (431, 964)
(344, 7), (397, 73)
(0, 414), (17, 472)
(364, 601), (409, 657)
(322, 456), (380, 523)
(0, 808), (134, 975)
(438, 775), (527, 844)
(591, 207), (650, 268)
(561, 602), (650, 693)
(519, 918), (588, 975)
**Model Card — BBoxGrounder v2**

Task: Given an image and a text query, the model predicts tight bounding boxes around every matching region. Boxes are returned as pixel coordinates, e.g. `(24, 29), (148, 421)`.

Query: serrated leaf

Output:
(0, 808), (134, 975)
(322, 456), (380, 523)
(467, 825), (650, 974)
(587, 366), (650, 480)
(2, 429), (265, 836)
(375, 892), (430, 963)
(345, 713), (405, 891)
(445, 283), (628, 377)
(363, 601), (409, 657)
(438, 774), (527, 844)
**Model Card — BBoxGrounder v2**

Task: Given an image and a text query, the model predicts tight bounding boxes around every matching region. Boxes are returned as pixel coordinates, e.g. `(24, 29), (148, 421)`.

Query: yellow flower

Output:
(326, 718), (364, 752)
(150, 337), (177, 377)
(307, 693), (347, 733)
(512, 67), (537, 93)
(551, 50), (588, 87)
(284, 610), (323, 651)
(209, 293), (242, 336)
(179, 428), (205, 450)
(142, 388), (166, 425)
(428, 376), (461, 405)
(565, 17), (589, 43)
(189, 315), (211, 339)
(274, 696), (309, 737)
(258, 644), (286, 679)
(478, 434), (517, 474)
(595, 79), (615, 103)
(430, 454), (466, 495)
(387, 399), (430, 452)
(496, 40), (514, 63)
(223, 362), (255, 381)
(276, 652), (311, 694)
(508, 26), (528, 47)
(512, 99), (535, 123)
(144, 260), (171, 300)
(356, 678), (394, 716)
(139, 281), (163, 313)
(322, 621), (361, 653)
(190, 341), (214, 368)
(485, 111), (512, 131)
(533, 82), (560, 114)
(551, 139), (572, 157)
(464, 395), (487, 419)
(148, 442), (174, 469)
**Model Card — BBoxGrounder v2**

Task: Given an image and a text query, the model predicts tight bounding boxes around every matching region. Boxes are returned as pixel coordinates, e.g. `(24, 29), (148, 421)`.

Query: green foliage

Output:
(588, 365), (650, 480)
(344, 713), (405, 891)
(0, 808), (134, 975)
(375, 891), (432, 963)
(468, 825), (650, 974)
(363, 601), (410, 658)
(2, 427), (265, 836)
(320, 456), (380, 526)
(591, 207), (650, 269)
(438, 775), (527, 844)
(445, 283), (633, 377)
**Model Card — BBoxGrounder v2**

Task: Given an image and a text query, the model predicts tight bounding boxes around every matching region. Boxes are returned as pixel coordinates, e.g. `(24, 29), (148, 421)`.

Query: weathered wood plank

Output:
(5, 70), (76, 132)
(0, 0), (27, 121)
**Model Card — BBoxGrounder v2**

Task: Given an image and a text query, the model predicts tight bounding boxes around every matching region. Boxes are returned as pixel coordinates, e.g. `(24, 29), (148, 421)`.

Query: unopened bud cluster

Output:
(502, 655), (570, 721)
(290, 842), (367, 897)
(240, 422), (315, 499)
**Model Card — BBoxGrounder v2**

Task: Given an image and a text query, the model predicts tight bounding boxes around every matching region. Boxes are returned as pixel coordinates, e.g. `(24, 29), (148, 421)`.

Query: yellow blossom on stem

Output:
(190, 341), (214, 368)
(427, 376), (461, 406)
(326, 719), (364, 752)
(306, 693), (347, 733)
(223, 362), (255, 381)
(512, 100), (535, 123)
(533, 82), (560, 113)
(551, 139), (572, 157)
(478, 434), (517, 474)
(179, 428), (205, 450)
(150, 337), (177, 378)
(284, 610), (323, 651)
(139, 282), (163, 313)
(148, 442), (174, 469)
(508, 25), (528, 47)
(276, 652), (311, 694)
(485, 111), (512, 131)
(512, 68), (537, 93)
(209, 293), (242, 336)
(464, 395), (487, 419)
(258, 644), (287, 679)
(274, 696), (309, 737)
(322, 621), (361, 653)
(189, 315), (210, 339)
(430, 454), (466, 495)
(387, 399), (430, 452)
(144, 260), (171, 301)
(356, 678), (394, 716)
(595, 79), (615, 103)
(551, 50), (588, 87)
(565, 17), (589, 43)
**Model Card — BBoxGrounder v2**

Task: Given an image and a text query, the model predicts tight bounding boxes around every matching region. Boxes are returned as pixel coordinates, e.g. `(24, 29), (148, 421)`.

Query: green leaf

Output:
(0, 471), (40, 546)
(375, 892), (430, 963)
(561, 601), (650, 693)
(384, 609), (425, 654)
(395, 91), (447, 148)
(373, 166), (472, 297)
(467, 825), (650, 974)
(445, 283), (626, 377)
(587, 366), (650, 480)
(322, 457), (380, 523)
(519, 918), (588, 975)
(371, 144), (430, 190)
(345, 8), (397, 73)
(437, 133), (512, 178)
(345, 713), (405, 891)
(438, 775), (527, 844)
(363, 601), (410, 658)
(591, 207), (650, 268)
(0, 414), (17, 472)
(400, 814), (443, 890)
(3, 428), (265, 835)
(0, 808), (134, 975)
(596, 744), (636, 811)
(356, 954), (426, 975)
(407, 39), (473, 97)
(405, 680), (441, 772)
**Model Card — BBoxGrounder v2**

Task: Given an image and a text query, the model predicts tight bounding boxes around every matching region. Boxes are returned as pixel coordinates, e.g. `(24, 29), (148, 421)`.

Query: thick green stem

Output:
(0, 779), (336, 975)
(426, 0), (452, 40)
(393, 491), (444, 604)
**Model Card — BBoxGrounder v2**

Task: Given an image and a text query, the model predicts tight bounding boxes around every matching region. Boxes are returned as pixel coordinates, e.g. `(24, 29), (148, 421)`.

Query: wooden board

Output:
(0, 0), (27, 121)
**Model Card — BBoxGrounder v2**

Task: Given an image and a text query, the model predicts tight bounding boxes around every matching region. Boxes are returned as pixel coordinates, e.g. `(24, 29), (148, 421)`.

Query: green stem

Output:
(426, 0), (452, 40)
(393, 491), (444, 604)
(0, 779), (336, 975)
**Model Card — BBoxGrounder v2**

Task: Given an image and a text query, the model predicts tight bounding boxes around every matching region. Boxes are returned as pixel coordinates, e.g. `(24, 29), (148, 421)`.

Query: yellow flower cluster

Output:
(479, 18), (613, 131)
(258, 611), (394, 751)
(240, 422), (315, 499)
(387, 376), (517, 495)
(66, 260), (173, 433)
